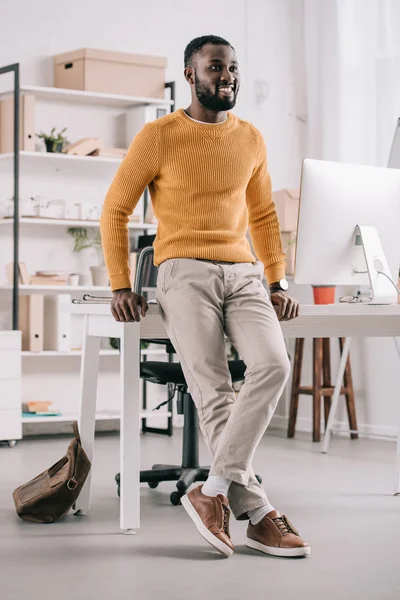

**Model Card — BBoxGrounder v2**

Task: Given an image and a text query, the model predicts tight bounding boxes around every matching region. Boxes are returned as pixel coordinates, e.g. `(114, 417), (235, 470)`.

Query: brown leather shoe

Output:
(246, 510), (310, 557)
(181, 485), (234, 557)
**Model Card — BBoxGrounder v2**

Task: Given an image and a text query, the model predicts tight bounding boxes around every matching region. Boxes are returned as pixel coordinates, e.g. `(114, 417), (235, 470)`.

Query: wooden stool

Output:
(288, 338), (358, 442)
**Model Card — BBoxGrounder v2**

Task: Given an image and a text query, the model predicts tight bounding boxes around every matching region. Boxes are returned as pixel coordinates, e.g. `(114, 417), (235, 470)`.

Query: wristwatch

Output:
(269, 278), (289, 292)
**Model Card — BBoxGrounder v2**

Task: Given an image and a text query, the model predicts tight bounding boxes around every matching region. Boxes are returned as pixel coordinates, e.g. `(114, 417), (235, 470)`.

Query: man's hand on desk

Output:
(270, 290), (300, 321)
(111, 289), (149, 322)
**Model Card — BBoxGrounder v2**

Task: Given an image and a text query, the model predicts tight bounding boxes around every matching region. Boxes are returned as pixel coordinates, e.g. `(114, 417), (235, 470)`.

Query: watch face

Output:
(280, 279), (289, 291)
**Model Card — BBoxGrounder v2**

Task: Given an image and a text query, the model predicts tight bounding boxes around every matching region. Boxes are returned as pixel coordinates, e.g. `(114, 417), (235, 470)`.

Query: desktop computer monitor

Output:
(388, 118), (400, 169)
(294, 159), (400, 304)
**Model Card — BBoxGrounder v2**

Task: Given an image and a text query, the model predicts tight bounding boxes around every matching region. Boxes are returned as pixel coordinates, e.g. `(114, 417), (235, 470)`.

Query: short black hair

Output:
(184, 35), (235, 69)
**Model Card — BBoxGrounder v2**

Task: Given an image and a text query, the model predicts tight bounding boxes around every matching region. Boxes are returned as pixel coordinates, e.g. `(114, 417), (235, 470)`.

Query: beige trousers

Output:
(155, 258), (290, 519)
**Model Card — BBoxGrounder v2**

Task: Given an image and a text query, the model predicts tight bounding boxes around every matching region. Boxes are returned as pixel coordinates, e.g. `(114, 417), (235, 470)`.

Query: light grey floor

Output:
(1, 427), (399, 600)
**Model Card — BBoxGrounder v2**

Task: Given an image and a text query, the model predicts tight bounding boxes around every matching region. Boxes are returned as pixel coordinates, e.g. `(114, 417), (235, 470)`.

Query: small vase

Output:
(44, 139), (55, 153)
(312, 285), (336, 305)
(90, 265), (109, 287)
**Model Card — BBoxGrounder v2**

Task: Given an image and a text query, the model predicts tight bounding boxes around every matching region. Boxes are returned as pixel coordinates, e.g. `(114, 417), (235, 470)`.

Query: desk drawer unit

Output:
(0, 331), (22, 443)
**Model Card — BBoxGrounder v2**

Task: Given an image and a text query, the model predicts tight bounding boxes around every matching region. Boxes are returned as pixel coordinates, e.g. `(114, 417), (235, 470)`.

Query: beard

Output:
(194, 74), (238, 111)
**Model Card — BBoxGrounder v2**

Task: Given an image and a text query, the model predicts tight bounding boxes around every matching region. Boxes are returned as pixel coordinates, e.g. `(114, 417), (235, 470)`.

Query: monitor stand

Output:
(355, 225), (397, 304)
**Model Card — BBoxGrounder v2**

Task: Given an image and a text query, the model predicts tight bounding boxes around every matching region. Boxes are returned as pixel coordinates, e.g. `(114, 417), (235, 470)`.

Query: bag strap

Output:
(73, 421), (81, 444)
(67, 422), (82, 490)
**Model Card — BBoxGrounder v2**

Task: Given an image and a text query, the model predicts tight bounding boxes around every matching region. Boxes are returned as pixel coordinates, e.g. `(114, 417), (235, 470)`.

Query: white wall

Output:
(0, 0), (305, 187)
(1, 0), (397, 442)
(0, 0), (306, 430)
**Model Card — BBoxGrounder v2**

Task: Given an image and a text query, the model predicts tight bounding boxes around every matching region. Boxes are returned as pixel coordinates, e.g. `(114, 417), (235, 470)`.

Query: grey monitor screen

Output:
(388, 117), (400, 168)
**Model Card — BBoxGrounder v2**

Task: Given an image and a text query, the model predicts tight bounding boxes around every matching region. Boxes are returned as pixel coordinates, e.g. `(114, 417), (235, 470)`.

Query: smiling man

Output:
(100, 35), (309, 559)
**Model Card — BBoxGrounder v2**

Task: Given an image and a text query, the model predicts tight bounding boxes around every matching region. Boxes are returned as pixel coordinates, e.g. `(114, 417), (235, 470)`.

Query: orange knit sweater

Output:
(100, 108), (285, 291)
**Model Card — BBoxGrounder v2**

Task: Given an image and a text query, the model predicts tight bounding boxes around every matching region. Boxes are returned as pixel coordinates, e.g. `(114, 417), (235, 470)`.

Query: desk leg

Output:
(322, 337), (352, 454)
(392, 337), (400, 495)
(119, 323), (141, 533)
(75, 316), (100, 515)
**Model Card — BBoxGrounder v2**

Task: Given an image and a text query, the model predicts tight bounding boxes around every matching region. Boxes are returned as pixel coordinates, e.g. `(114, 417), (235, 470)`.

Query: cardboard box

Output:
(53, 48), (167, 99)
(280, 232), (296, 275)
(0, 93), (35, 153)
(272, 188), (300, 232)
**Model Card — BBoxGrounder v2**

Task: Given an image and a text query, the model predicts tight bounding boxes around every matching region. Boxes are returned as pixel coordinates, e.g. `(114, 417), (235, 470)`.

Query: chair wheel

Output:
(256, 475), (262, 484)
(170, 491), (183, 505)
(148, 482), (159, 489)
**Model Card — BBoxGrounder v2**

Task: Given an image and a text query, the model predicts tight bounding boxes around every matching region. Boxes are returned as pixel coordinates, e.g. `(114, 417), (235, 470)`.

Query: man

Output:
(100, 35), (310, 559)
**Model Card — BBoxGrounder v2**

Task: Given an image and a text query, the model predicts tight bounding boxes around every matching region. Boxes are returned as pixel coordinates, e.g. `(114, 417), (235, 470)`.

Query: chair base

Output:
(115, 465), (210, 505)
(115, 467), (263, 506)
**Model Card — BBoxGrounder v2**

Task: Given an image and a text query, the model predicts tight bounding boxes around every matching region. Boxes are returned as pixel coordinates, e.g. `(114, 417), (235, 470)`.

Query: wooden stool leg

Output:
(339, 337), (358, 440)
(313, 338), (323, 442)
(322, 338), (332, 430)
(288, 338), (304, 438)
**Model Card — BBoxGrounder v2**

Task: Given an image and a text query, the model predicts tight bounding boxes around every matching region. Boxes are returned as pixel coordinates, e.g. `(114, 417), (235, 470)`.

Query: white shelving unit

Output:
(0, 83), (172, 440)
(0, 84), (175, 108)
(21, 348), (166, 357)
(0, 284), (111, 294)
(21, 409), (172, 425)
(0, 150), (122, 166)
(0, 216), (156, 230)
(0, 284), (155, 294)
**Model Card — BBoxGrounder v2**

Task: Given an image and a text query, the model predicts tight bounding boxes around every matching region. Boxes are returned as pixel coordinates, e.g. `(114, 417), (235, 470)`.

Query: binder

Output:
(0, 93), (35, 153)
(43, 294), (71, 352)
(19, 295), (44, 352)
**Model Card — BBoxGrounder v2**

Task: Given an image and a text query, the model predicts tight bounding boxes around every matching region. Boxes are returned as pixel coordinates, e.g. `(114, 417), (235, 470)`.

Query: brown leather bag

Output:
(12, 422), (91, 523)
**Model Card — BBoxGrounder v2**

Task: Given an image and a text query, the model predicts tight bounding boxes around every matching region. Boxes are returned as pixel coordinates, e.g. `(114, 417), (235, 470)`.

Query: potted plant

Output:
(67, 227), (109, 287)
(36, 127), (69, 153)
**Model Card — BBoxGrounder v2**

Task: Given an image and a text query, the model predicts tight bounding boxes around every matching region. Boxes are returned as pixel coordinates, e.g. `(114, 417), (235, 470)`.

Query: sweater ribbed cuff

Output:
(264, 262), (286, 286)
(110, 273), (132, 293)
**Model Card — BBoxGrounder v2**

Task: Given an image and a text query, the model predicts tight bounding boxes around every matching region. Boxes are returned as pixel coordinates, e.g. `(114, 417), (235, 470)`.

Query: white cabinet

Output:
(0, 331), (22, 443)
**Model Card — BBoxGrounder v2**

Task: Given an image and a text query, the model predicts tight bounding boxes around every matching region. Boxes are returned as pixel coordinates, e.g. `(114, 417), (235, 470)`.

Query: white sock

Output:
(248, 503), (276, 525)
(202, 475), (232, 498)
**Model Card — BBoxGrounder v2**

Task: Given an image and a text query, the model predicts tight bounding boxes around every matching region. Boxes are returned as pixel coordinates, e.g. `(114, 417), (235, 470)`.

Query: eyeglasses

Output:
(339, 295), (372, 304)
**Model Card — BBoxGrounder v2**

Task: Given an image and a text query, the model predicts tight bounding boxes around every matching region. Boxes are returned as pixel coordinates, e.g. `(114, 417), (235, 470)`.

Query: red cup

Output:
(313, 286), (335, 305)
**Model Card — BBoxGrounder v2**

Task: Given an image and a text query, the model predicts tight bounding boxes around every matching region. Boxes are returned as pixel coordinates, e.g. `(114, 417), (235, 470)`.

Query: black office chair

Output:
(115, 247), (261, 506)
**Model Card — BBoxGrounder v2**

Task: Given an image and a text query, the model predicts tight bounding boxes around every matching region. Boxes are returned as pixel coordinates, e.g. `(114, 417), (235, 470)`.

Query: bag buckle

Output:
(67, 478), (78, 490)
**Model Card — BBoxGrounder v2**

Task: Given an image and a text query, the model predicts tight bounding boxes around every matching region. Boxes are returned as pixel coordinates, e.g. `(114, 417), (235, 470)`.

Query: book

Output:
(30, 272), (68, 285)
(128, 214), (141, 222)
(30, 277), (68, 286)
(5, 262), (29, 284)
(35, 270), (67, 277)
(5, 262), (20, 284)
(23, 401), (53, 413)
(22, 411), (62, 418)
(18, 262), (31, 284)
(89, 147), (127, 158)
(64, 137), (102, 156)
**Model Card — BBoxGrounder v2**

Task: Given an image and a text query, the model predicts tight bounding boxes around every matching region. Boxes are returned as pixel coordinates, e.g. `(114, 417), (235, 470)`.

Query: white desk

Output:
(67, 302), (400, 532)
